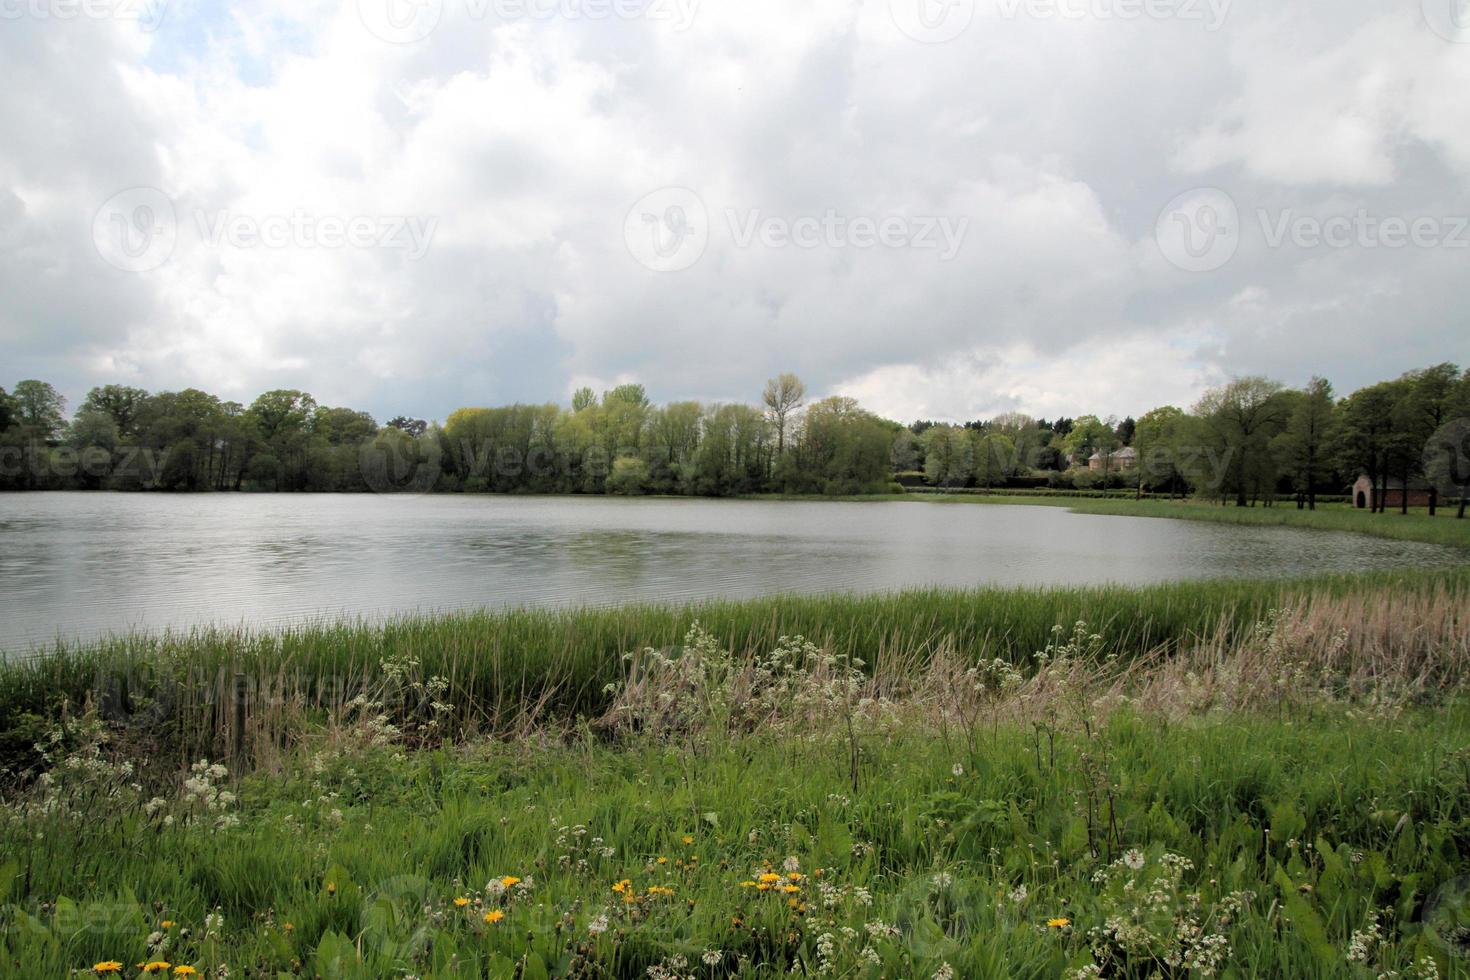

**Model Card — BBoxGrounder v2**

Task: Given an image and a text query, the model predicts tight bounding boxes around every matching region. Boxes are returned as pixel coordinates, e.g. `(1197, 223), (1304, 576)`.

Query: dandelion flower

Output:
(656, 857), (668, 865)
(93, 964), (123, 975)
(500, 876), (521, 888)
(759, 873), (782, 883)
(453, 897), (470, 908)
(173, 968), (198, 977)
(1047, 917), (1071, 929)
(612, 879), (632, 894)
(484, 909), (505, 924)
(142, 964), (172, 974)
(160, 921), (175, 929)
(682, 836), (694, 845)
(326, 881), (337, 895)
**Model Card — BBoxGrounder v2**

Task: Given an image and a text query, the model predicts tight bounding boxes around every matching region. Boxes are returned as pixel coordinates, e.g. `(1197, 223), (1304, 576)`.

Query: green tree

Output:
(762, 373), (806, 458)
(972, 432), (1016, 487)
(1134, 406), (1194, 498)
(11, 380), (67, 441)
(80, 385), (149, 439)
(606, 456), (649, 495)
(1335, 382), (1397, 514)
(1195, 378), (1289, 507)
(1269, 377), (1337, 510)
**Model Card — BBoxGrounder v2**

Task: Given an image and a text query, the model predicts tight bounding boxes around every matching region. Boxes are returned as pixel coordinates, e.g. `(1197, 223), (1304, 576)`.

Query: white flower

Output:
(588, 915), (609, 937)
(951, 764), (964, 777)
(1123, 848), (1145, 870)
(701, 950), (721, 966)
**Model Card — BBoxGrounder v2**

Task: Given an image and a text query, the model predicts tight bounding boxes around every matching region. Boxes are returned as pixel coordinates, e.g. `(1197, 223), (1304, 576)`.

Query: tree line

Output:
(1, 366), (1467, 513)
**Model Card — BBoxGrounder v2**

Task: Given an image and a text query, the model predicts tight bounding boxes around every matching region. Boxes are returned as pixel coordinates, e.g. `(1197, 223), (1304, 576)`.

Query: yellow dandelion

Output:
(656, 856), (668, 865)
(758, 873), (782, 883)
(93, 964), (123, 975)
(782, 884), (801, 894)
(681, 835), (694, 845)
(739, 880), (757, 888)
(160, 920), (175, 928)
(500, 876), (521, 888)
(453, 897), (470, 907)
(326, 881), (337, 895)
(787, 898), (799, 908)
(484, 909), (506, 924)
(142, 963), (172, 974)
(173, 968), (198, 977)
(1047, 917), (1071, 929)
(612, 879), (632, 894)
(756, 883), (772, 892)
(282, 922), (293, 932)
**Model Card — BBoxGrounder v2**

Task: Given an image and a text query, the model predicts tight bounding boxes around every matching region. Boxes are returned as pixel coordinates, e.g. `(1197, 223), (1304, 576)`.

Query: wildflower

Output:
(783, 884), (801, 894)
(952, 764), (965, 777)
(142, 964), (172, 974)
(783, 856), (801, 873)
(702, 950), (722, 966)
(453, 897), (470, 907)
(588, 914), (609, 937)
(500, 876), (521, 888)
(1048, 917), (1071, 929)
(326, 882), (337, 896)
(1122, 849), (1145, 870)
(173, 968), (198, 977)
(647, 885), (674, 897)
(282, 922), (293, 932)
(93, 964), (123, 975)
(934, 965), (955, 980)
(759, 873), (782, 883)
(484, 909), (505, 924)
(682, 836), (694, 845)
(160, 920), (175, 929)
(657, 857), (668, 865)
(612, 879), (632, 894)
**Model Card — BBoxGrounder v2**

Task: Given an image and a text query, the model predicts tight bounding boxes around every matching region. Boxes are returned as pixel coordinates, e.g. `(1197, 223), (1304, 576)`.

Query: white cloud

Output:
(1, 0), (1466, 424)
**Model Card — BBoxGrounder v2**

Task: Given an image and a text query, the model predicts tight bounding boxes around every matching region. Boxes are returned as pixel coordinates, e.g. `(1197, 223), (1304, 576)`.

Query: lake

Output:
(0, 492), (1462, 655)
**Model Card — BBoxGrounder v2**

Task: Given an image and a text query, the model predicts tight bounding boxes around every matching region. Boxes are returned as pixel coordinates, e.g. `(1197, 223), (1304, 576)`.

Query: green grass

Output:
(5, 568), (1470, 768)
(4, 707), (1468, 977)
(877, 493), (1470, 550)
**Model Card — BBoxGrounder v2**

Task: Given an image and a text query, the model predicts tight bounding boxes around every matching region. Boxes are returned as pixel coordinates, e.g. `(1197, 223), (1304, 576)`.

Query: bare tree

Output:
(762, 373), (806, 456)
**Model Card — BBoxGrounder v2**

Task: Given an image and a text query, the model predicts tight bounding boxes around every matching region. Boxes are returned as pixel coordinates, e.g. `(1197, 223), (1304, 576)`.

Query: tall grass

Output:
(895, 494), (1470, 549)
(2, 568), (1468, 769)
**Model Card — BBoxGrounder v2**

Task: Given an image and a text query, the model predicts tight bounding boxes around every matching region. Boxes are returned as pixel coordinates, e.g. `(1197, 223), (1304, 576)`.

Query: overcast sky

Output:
(2, 0), (1467, 425)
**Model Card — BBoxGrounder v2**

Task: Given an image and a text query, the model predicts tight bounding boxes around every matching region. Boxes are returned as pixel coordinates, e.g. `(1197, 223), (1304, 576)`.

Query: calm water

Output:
(0, 492), (1462, 655)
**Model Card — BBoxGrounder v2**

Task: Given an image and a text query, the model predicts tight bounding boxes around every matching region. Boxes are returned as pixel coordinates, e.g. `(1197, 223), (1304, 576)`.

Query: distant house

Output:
(1087, 447), (1138, 472)
(1351, 474), (1432, 510)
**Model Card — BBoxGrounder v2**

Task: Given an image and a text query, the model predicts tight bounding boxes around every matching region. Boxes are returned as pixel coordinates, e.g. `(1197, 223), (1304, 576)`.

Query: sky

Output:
(1, 0), (1468, 426)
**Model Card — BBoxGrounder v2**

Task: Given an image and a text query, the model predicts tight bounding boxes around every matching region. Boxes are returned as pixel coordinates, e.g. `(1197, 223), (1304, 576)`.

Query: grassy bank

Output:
(4, 615), (1470, 977)
(4, 569), (1469, 771)
(884, 493), (1470, 550)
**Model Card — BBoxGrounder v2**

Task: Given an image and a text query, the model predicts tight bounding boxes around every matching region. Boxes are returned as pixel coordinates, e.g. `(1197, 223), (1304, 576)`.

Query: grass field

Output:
(3, 505), (1469, 977)
(885, 493), (1470, 550)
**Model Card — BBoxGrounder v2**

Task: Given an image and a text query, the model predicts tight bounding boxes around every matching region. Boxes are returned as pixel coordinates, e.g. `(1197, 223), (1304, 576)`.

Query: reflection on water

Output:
(0, 492), (1462, 655)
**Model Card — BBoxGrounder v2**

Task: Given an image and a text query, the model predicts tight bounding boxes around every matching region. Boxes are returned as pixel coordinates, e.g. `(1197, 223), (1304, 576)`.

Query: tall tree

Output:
(80, 385), (150, 440)
(1270, 377), (1337, 510)
(762, 373), (806, 458)
(11, 380), (67, 442)
(1195, 378), (1289, 507)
